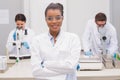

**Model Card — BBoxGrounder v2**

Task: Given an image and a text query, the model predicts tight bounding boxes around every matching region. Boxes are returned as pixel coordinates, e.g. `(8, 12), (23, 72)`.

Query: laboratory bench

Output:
(0, 59), (120, 80)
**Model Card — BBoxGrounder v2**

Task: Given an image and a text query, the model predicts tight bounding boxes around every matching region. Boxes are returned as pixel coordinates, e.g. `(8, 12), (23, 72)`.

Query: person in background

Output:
(31, 3), (81, 80)
(82, 12), (118, 56)
(6, 13), (35, 59)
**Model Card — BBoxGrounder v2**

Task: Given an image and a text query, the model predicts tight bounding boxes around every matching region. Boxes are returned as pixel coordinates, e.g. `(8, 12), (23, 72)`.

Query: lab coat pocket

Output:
(58, 50), (70, 60)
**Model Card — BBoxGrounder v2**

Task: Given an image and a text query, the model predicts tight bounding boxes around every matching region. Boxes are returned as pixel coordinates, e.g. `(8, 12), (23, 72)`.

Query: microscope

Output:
(12, 27), (27, 62)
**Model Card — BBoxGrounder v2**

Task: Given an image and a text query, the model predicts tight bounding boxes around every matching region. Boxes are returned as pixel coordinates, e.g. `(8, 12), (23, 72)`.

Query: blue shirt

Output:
(48, 31), (61, 46)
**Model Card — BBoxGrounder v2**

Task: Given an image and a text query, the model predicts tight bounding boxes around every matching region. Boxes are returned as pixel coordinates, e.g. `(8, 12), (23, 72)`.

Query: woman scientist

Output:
(31, 3), (81, 80)
(6, 13), (35, 59)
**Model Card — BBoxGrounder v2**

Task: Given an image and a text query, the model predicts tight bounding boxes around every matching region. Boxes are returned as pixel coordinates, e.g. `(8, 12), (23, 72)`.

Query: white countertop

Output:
(0, 60), (34, 80)
(0, 59), (120, 80)
(77, 70), (120, 80)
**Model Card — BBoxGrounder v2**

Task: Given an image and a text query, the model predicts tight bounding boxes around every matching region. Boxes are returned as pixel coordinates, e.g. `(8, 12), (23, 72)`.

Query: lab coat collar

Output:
(48, 30), (62, 41)
(48, 30), (64, 47)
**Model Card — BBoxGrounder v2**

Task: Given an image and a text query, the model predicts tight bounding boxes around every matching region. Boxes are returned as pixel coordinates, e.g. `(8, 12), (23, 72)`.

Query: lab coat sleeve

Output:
(31, 38), (61, 77)
(44, 35), (81, 74)
(6, 31), (16, 52)
(107, 26), (118, 54)
(82, 20), (91, 52)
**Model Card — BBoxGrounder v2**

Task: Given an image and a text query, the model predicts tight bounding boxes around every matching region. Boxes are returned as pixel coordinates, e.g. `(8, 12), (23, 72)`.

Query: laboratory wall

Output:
(25, 0), (110, 48)
(0, 0), (113, 55)
(0, 0), (23, 55)
(110, 0), (120, 51)
(67, 0), (110, 48)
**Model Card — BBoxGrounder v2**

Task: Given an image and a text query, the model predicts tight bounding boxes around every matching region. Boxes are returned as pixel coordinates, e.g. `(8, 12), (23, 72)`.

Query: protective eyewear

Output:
(46, 16), (63, 21)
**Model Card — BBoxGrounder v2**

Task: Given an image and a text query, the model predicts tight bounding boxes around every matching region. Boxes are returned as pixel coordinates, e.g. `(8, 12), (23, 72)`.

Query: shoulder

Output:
(26, 27), (32, 31)
(32, 33), (48, 42)
(64, 32), (78, 37)
(64, 32), (80, 40)
(26, 27), (34, 33)
(106, 22), (116, 32)
(26, 27), (36, 35)
(9, 29), (16, 35)
(86, 19), (96, 29)
(87, 19), (95, 25)
(63, 32), (81, 46)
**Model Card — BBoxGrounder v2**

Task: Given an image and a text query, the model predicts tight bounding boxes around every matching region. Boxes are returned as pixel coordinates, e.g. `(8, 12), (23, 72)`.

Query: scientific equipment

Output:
(79, 50), (103, 70)
(11, 28), (26, 62)
(102, 54), (114, 69)
(15, 29), (23, 62)
(0, 56), (7, 73)
(113, 53), (120, 68)
(101, 36), (114, 68)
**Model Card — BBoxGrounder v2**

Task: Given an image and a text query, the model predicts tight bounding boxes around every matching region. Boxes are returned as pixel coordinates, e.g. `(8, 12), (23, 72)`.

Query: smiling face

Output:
(16, 20), (25, 30)
(45, 9), (63, 34)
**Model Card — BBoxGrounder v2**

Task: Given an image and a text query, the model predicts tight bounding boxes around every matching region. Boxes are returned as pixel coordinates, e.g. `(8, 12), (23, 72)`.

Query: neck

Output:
(50, 30), (60, 39)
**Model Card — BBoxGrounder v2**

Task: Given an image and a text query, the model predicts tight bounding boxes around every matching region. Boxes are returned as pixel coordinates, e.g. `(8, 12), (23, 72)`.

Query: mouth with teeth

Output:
(52, 25), (58, 29)
(51, 24), (60, 30)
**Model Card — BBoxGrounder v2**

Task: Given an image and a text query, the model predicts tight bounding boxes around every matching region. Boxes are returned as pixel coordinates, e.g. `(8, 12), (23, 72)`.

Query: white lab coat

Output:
(82, 19), (118, 55)
(31, 30), (81, 80)
(6, 27), (35, 57)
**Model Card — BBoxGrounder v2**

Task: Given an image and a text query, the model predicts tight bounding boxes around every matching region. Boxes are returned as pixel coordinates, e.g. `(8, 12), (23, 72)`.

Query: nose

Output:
(52, 18), (57, 23)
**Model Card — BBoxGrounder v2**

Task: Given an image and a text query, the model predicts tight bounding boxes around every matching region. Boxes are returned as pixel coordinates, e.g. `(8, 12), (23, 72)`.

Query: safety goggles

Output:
(46, 15), (63, 21)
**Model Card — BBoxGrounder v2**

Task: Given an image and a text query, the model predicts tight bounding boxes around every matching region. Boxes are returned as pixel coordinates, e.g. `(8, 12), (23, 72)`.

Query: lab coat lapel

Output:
(54, 30), (64, 48)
